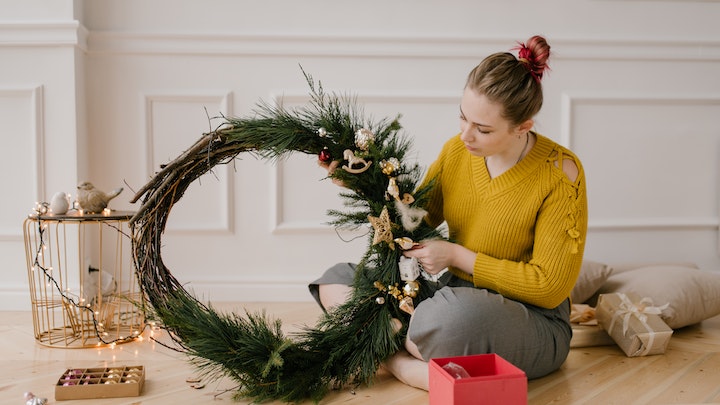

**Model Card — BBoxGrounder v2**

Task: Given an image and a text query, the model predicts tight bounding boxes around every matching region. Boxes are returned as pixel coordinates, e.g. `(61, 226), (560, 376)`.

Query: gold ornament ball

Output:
(355, 128), (375, 150)
(402, 280), (420, 298)
(380, 157), (400, 175)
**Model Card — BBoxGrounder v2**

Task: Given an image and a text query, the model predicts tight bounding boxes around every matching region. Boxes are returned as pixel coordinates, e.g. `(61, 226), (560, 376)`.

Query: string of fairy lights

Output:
(28, 202), (150, 347)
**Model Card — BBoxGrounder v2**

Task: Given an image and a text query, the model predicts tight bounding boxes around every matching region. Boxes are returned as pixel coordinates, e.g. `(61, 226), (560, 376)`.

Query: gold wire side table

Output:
(23, 211), (145, 348)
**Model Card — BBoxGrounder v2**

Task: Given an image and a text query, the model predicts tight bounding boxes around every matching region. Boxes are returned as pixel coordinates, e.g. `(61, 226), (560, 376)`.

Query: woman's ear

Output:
(515, 119), (534, 135)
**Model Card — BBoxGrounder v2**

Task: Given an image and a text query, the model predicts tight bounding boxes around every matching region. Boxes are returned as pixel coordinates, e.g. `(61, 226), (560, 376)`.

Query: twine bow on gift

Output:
(608, 293), (670, 356)
(609, 293), (669, 335)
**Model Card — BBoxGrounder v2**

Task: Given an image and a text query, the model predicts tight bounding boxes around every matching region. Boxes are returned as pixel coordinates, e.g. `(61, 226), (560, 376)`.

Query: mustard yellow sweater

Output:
(422, 133), (588, 309)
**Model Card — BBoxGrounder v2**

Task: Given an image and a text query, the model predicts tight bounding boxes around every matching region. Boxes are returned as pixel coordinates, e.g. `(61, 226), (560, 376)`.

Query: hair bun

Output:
(515, 35), (551, 81)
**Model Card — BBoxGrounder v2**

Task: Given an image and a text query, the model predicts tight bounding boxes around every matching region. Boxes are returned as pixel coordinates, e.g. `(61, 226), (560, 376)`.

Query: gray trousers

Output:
(309, 262), (572, 380)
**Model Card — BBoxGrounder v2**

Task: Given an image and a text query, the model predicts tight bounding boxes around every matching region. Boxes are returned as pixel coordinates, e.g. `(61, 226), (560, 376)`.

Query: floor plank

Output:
(648, 353), (720, 404)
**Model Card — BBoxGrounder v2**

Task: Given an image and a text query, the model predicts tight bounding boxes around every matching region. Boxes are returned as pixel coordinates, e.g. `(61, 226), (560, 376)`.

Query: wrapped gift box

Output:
(55, 365), (144, 400)
(596, 292), (673, 357)
(429, 354), (527, 405)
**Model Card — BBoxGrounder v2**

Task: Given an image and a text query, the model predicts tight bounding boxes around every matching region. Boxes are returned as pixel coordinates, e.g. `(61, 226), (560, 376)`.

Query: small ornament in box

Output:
(596, 292), (673, 357)
(55, 365), (144, 400)
(429, 353), (527, 405)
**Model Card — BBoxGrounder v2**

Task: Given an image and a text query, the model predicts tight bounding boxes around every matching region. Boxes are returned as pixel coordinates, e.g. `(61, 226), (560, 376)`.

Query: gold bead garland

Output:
(373, 280), (416, 314)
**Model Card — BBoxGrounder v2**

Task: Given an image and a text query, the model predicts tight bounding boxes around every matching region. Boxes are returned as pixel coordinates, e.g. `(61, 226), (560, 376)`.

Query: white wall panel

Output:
(144, 93), (233, 233)
(570, 95), (720, 269)
(564, 93), (720, 229)
(272, 93), (459, 233)
(0, 86), (45, 311)
(0, 86), (43, 239)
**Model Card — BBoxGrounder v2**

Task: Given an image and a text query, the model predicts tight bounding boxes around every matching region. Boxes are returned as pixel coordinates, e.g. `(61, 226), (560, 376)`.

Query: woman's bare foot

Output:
(382, 349), (429, 391)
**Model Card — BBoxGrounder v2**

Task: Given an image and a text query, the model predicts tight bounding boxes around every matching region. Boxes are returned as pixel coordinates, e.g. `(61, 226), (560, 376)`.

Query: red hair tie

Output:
(516, 43), (542, 83)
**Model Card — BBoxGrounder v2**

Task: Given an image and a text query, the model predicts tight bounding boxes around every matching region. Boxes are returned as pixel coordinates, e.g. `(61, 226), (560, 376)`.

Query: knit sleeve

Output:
(472, 152), (588, 309)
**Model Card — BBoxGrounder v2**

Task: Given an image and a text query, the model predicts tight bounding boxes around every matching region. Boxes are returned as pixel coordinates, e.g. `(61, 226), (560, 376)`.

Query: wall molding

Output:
(589, 216), (718, 231)
(3, 21), (719, 61)
(86, 31), (720, 61)
(0, 22), (87, 49)
(4, 21), (719, 61)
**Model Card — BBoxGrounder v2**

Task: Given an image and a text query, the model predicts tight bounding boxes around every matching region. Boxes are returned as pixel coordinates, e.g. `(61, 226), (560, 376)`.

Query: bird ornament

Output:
(76, 181), (123, 213)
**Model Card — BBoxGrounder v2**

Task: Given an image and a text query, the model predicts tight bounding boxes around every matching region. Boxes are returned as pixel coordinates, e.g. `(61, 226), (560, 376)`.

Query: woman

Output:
(311, 35), (587, 390)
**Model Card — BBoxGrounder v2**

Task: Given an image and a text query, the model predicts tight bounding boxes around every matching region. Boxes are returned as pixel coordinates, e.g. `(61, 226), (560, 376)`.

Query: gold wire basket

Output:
(23, 211), (145, 348)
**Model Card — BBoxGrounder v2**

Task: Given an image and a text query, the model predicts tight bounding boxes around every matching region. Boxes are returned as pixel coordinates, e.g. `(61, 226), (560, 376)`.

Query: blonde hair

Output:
(465, 35), (551, 126)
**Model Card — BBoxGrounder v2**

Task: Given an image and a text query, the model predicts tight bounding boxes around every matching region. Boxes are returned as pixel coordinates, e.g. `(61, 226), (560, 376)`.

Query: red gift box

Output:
(429, 354), (527, 405)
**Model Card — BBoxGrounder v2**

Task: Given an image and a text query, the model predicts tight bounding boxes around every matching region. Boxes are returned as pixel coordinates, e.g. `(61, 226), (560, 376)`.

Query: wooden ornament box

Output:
(55, 365), (144, 400)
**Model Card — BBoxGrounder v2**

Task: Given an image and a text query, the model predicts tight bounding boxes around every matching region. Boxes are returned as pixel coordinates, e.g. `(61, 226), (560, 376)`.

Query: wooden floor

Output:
(3, 302), (720, 405)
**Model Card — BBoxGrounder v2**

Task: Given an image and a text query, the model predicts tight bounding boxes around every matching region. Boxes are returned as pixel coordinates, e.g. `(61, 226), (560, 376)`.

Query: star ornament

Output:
(368, 206), (395, 249)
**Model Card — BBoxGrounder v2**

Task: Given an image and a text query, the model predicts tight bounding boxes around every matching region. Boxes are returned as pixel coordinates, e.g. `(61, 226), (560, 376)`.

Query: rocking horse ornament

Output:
(129, 72), (444, 403)
(341, 148), (373, 174)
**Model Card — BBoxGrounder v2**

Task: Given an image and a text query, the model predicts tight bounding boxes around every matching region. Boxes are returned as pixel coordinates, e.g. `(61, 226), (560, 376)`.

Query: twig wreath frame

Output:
(129, 72), (445, 403)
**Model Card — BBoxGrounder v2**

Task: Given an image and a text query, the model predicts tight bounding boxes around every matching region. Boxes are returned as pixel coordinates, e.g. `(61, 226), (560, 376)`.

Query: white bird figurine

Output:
(76, 181), (123, 213)
(49, 191), (69, 215)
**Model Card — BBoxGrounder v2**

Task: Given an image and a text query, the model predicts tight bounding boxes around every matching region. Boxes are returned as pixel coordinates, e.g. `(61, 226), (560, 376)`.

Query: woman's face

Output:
(458, 88), (519, 158)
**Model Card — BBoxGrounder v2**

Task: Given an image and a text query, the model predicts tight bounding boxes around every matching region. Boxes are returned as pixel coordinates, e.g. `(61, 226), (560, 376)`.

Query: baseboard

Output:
(0, 288), (32, 311)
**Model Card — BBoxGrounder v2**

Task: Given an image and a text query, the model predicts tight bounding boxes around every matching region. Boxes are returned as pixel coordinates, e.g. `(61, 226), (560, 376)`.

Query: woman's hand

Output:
(402, 240), (453, 275)
(402, 240), (477, 276)
(318, 159), (346, 187)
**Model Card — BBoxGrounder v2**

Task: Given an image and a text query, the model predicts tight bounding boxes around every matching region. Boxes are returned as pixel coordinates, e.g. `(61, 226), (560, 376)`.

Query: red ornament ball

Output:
(319, 148), (332, 162)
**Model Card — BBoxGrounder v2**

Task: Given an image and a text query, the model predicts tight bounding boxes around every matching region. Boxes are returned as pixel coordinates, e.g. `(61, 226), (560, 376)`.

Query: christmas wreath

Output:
(129, 72), (445, 403)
